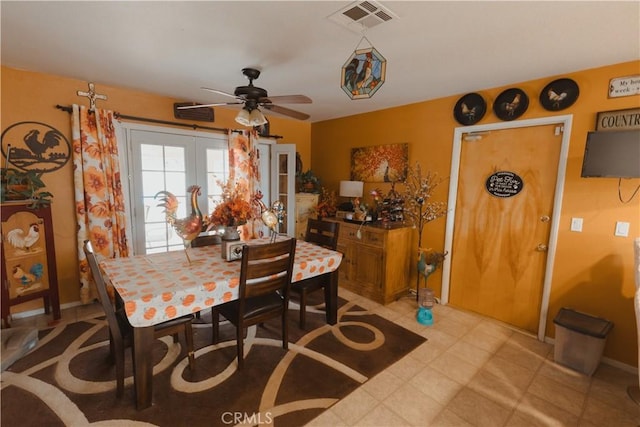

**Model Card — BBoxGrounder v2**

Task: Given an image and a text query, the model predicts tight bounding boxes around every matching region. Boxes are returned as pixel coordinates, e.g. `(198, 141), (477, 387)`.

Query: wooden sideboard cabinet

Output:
(1, 202), (61, 327)
(295, 193), (319, 239)
(328, 219), (413, 304)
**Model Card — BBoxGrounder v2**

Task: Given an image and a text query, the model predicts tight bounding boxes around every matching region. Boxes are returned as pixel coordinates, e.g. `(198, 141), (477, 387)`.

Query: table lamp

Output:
(339, 180), (363, 210)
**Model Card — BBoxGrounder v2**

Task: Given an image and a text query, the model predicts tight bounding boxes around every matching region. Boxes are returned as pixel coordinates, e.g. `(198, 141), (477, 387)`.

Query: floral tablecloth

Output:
(99, 238), (342, 327)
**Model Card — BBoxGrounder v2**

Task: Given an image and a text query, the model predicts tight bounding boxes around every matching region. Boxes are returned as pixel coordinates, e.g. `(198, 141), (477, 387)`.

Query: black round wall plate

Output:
(454, 93), (487, 125)
(539, 78), (579, 111)
(493, 88), (529, 121)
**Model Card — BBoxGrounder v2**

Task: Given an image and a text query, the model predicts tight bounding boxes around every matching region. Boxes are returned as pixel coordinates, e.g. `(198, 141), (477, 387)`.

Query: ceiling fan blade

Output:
(177, 102), (243, 109)
(262, 104), (310, 121)
(201, 87), (240, 100)
(261, 94), (312, 104)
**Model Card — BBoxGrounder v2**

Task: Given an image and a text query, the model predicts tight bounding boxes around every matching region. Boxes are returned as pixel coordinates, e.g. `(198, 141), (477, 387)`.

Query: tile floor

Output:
(8, 289), (640, 427)
(308, 289), (640, 427)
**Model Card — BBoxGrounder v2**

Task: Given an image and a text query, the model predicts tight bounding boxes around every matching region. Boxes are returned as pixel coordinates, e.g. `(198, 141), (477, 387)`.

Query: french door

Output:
(120, 124), (296, 254)
(124, 126), (228, 255)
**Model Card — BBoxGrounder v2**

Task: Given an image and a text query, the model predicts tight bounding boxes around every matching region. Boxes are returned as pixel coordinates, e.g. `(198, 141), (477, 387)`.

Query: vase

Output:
(221, 225), (241, 261)
(221, 226), (240, 242)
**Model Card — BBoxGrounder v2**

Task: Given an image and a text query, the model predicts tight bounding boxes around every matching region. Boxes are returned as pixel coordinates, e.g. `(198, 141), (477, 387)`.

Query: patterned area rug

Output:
(1, 296), (425, 426)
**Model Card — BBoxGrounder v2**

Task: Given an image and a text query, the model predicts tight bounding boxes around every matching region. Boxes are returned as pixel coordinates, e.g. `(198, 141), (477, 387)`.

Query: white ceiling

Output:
(2, 1), (639, 123)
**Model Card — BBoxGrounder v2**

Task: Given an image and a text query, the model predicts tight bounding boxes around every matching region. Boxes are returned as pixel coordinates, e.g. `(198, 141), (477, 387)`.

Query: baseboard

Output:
(10, 301), (82, 320)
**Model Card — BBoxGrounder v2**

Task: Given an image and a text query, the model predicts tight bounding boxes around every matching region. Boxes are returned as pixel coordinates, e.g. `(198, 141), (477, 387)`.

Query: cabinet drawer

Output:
(339, 224), (385, 247)
(362, 229), (384, 247)
(339, 224), (360, 242)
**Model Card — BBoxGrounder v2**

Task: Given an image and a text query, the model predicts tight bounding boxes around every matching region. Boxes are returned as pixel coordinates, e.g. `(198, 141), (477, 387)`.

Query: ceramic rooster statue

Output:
(416, 248), (448, 300)
(253, 191), (279, 242)
(155, 185), (203, 264)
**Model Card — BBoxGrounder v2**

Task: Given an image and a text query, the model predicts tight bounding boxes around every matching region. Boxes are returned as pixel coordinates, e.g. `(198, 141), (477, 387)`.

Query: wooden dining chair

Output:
(291, 219), (340, 329)
(83, 240), (195, 398)
(211, 238), (297, 369)
(190, 232), (221, 248)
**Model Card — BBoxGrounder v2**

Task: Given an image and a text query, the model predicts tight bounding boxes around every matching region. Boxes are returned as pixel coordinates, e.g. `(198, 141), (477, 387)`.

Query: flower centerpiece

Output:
(208, 180), (253, 240)
(312, 187), (337, 218)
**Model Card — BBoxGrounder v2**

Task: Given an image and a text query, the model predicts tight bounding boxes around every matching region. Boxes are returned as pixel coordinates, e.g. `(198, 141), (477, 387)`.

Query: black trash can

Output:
(553, 308), (613, 376)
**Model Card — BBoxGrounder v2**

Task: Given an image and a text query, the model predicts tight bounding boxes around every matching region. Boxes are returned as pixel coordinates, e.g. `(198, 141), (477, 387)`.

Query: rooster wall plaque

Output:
(454, 93), (487, 126)
(493, 88), (529, 121)
(539, 78), (579, 111)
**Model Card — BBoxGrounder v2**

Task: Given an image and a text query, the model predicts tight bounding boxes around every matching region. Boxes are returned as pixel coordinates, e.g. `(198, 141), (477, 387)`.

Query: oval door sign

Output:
(485, 171), (524, 198)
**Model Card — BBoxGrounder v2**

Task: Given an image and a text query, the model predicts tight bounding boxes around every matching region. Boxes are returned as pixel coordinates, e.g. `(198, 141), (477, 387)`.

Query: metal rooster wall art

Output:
(155, 185), (203, 264)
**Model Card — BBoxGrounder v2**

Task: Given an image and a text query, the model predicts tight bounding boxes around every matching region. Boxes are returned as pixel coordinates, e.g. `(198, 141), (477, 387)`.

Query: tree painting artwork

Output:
(350, 143), (408, 183)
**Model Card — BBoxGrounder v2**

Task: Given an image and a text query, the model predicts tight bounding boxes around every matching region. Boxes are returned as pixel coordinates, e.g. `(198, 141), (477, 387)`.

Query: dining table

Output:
(99, 237), (342, 410)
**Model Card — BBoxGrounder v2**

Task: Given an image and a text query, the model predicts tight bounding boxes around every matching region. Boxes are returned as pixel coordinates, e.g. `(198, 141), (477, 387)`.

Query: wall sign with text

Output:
(596, 108), (640, 131)
(608, 75), (640, 98)
(485, 171), (524, 198)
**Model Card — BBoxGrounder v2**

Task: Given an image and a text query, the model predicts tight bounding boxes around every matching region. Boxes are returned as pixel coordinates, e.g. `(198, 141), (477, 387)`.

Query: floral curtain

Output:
(227, 129), (262, 240)
(72, 104), (129, 304)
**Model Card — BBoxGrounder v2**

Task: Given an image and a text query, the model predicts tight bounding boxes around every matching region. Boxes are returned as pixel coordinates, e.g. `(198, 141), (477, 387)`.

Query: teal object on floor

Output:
(417, 307), (433, 325)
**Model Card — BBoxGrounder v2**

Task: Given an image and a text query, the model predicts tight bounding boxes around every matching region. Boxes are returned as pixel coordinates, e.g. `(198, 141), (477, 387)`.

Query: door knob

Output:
(540, 215), (550, 223)
(536, 244), (548, 252)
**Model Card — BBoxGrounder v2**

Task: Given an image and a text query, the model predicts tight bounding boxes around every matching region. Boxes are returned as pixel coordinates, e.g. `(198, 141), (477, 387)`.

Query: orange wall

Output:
(3, 62), (639, 367)
(311, 61), (640, 366)
(1, 66), (311, 309)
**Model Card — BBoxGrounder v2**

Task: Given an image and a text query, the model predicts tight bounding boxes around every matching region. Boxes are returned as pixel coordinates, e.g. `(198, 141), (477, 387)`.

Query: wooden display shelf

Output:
(1, 201), (61, 327)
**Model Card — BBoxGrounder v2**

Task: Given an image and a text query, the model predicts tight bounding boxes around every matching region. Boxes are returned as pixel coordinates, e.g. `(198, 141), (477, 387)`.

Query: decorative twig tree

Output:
(402, 162), (448, 299)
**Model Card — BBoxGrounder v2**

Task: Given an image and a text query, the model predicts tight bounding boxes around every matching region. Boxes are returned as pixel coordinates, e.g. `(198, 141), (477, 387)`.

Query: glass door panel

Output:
(128, 129), (227, 254)
(271, 144), (296, 236)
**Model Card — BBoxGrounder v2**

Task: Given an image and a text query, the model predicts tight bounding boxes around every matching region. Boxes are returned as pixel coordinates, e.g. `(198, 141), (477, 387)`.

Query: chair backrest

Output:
(305, 219), (339, 251)
(191, 233), (221, 247)
(239, 238), (297, 300)
(83, 240), (126, 343)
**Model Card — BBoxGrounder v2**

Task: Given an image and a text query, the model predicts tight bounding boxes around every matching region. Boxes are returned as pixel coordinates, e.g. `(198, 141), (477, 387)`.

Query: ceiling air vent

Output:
(173, 103), (214, 122)
(328, 1), (397, 34)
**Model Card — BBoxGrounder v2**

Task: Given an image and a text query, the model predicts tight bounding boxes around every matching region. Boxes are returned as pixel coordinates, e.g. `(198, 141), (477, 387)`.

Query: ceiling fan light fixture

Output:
(249, 108), (268, 126)
(235, 108), (252, 126)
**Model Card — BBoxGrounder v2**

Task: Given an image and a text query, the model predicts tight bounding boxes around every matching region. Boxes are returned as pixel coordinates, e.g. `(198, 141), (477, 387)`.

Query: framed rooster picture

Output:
(1, 209), (50, 298)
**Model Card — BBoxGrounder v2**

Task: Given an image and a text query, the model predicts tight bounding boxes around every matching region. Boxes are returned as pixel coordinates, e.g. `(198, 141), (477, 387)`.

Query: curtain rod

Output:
(54, 105), (282, 139)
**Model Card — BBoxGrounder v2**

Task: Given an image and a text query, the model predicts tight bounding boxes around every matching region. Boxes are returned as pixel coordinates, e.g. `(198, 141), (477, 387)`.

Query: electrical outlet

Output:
(570, 217), (583, 232)
(614, 221), (630, 237)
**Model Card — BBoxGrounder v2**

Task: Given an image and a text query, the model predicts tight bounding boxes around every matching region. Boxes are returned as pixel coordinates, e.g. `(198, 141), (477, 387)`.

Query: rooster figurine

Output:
(253, 191), (279, 242)
(155, 185), (203, 264)
(416, 248), (448, 301)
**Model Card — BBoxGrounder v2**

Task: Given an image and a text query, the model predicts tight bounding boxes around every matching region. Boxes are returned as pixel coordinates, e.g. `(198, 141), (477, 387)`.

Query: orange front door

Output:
(449, 124), (562, 333)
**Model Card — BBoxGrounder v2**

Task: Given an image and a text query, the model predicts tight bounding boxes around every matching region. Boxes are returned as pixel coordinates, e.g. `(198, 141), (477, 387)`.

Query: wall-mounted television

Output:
(580, 130), (640, 178)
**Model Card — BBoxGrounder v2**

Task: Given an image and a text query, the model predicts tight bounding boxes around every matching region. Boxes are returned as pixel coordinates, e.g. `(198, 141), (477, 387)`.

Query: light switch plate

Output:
(615, 221), (630, 237)
(570, 217), (583, 232)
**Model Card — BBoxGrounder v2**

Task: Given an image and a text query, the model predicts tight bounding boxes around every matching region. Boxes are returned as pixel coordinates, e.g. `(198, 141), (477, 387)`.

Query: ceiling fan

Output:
(178, 68), (312, 122)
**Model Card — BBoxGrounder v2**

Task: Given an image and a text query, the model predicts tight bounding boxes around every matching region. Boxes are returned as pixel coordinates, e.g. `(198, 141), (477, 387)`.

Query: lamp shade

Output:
(249, 109), (267, 126)
(339, 180), (363, 198)
(235, 109), (251, 126)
